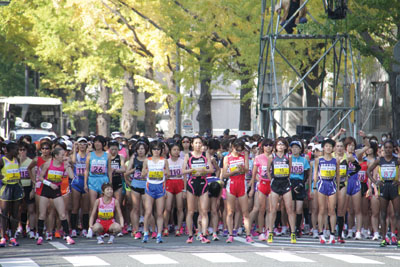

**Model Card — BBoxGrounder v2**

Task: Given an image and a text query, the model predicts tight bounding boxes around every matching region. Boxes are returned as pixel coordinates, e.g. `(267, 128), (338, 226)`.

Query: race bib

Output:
(75, 163), (86, 176)
(91, 160), (107, 175)
(339, 165), (347, 177)
(320, 165), (336, 179)
(381, 166), (396, 180)
(47, 169), (63, 183)
(169, 165), (182, 179)
(98, 208), (114, 220)
(274, 163), (289, 177)
(149, 171), (164, 180)
(19, 167), (30, 179)
(291, 162), (304, 174)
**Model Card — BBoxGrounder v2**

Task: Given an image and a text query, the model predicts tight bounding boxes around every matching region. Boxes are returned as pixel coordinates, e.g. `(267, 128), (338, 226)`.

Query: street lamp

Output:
(0, 1), (10, 6)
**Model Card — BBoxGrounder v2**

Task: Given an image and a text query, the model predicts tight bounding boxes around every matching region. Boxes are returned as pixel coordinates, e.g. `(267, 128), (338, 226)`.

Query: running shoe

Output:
(117, 232), (123, 237)
(127, 225), (132, 232)
(212, 233), (219, 241)
(222, 229), (229, 237)
(346, 230), (353, 239)
(246, 235), (255, 243)
(372, 232), (379, 241)
(251, 230), (260, 237)
(355, 231), (362, 240)
(328, 235), (335, 244)
(274, 227), (282, 236)
(380, 239), (387, 247)
(258, 233), (266, 241)
(391, 235), (398, 245)
(81, 229), (87, 237)
(103, 233), (109, 238)
(108, 235), (115, 244)
(201, 235), (211, 244)
(281, 226), (288, 236)
(232, 229), (237, 237)
(36, 237), (43, 245)
(312, 229), (319, 239)
(319, 235), (326, 244)
(29, 231), (35, 239)
(267, 232), (274, 243)
(398, 240), (400, 248)
(237, 227), (243, 236)
(71, 229), (77, 238)
(296, 229), (302, 238)
(97, 236), (104, 244)
(186, 236), (193, 244)
(163, 228), (169, 237)
(86, 228), (93, 239)
(134, 231), (142, 240)
(151, 232), (157, 239)
(303, 224), (310, 235)
(54, 230), (61, 239)
(122, 226), (129, 235)
(142, 234), (149, 243)
(156, 235), (163, 244)
(66, 236), (75, 245)
(338, 236), (345, 244)
(226, 235), (234, 243)
(9, 238), (19, 247)
(175, 230), (181, 237)
(46, 233), (53, 241)
(290, 233), (297, 244)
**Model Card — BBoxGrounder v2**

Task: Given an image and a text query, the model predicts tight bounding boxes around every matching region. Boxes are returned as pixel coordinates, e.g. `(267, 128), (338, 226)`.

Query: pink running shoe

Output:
(200, 235), (211, 244)
(151, 232), (157, 239)
(226, 235), (234, 243)
(36, 237), (43, 245)
(186, 236), (194, 243)
(246, 236), (255, 243)
(66, 236), (75, 245)
(134, 232), (142, 240)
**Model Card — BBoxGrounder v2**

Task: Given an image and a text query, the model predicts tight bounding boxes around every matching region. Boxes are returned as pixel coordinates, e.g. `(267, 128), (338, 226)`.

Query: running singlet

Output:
(111, 154), (122, 179)
(1, 157), (20, 184)
(290, 156), (310, 180)
(272, 154), (290, 179)
(339, 158), (348, 183)
(74, 153), (87, 178)
(358, 160), (368, 183)
(188, 152), (208, 179)
(378, 157), (398, 181)
(45, 160), (65, 185)
(347, 154), (359, 179)
(98, 197), (115, 220)
(20, 158), (32, 187)
(131, 157), (145, 181)
(147, 158), (165, 184)
(318, 157), (337, 180)
(89, 152), (108, 176)
(254, 153), (269, 181)
(168, 158), (183, 180)
(227, 153), (245, 180)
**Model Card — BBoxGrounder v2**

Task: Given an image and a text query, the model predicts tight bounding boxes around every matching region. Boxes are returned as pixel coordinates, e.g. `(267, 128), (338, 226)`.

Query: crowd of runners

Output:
(0, 129), (399, 248)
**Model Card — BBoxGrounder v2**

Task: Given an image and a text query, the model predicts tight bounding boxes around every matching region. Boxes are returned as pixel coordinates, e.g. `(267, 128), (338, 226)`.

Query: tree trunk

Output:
(121, 71), (138, 138)
(144, 67), (156, 137)
(389, 71), (400, 139)
(97, 79), (111, 136)
(239, 69), (252, 131)
(165, 72), (177, 137)
(196, 50), (212, 135)
(74, 83), (89, 136)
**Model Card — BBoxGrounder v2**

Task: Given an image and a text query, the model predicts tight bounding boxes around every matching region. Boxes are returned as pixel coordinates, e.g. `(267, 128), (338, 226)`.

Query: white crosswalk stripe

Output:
(256, 252), (315, 262)
(63, 256), (110, 266)
(0, 258), (39, 267)
(192, 253), (247, 263)
(321, 254), (384, 264)
(387, 256), (400, 261)
(129, 254), (178, 265)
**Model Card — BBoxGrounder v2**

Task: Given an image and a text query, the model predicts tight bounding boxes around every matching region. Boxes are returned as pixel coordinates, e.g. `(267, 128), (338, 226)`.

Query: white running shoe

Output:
(97, 236), (104, 244)
(281, 226), (288, 236)
(258, 233), (267, 241)
(81, 229), (88, 237)
(86, 228), (93, 239)
(117, 232), (123, 237)
(372, 232), (379, 241)
(328, 234), (336, 244)
(71, 229), (77, 238)
(355, 231), (362, 240)
(108, 235), (115, 244)
(29, 231), (35, 239)
(346, 230), (353, 239)
(313, 229), (319, 239)
(46, 232), (53, 241)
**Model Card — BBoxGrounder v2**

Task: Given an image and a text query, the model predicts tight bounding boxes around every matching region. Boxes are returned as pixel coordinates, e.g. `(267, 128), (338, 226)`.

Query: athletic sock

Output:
(338, 216), (344, 238)
(296, 214), (302, 232)
(82, 214), (89, 230)
(303, 208), (310, 225)
(70, 214), (77, 230)
(38, 220), (45, 237)
(21, 213), (28, 231)
(61, 220), (69, 236)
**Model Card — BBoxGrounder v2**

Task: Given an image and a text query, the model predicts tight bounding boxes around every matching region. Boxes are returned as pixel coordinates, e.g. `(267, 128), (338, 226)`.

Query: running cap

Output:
(289, 140), (303, 148)
(77, 137), (87, 143)
(313, 144), (322, 151)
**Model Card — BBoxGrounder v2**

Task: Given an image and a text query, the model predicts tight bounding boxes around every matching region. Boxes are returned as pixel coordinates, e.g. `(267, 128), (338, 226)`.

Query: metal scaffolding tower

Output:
(257, 0), (358, 139)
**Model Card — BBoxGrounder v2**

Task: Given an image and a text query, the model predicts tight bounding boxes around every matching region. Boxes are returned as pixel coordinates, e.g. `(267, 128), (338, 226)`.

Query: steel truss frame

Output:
(257, 0), (358, 139)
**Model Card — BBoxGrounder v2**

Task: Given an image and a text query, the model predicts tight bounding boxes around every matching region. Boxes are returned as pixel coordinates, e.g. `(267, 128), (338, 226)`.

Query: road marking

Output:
(63, 256), (110, 266)
(0, 258), (39, 267)
(49, 241), (69, 250)
(193, 253), (246, 263)
(321, 254), (384, 264)
(256, 252), (315, 262)
(129, 254), (178, 265)
(387, 256), (400, 260)
(235, 236), (269, 247)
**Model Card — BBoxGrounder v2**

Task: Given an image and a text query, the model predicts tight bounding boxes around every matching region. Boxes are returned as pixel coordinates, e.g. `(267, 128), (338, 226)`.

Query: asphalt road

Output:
(1, 234), (400, 267)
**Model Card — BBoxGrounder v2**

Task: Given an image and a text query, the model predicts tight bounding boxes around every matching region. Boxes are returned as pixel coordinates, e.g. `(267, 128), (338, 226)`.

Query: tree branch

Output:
(359, 31), (385, 66)
(102, 0), (154, 58)
(115, 0), (199, 60)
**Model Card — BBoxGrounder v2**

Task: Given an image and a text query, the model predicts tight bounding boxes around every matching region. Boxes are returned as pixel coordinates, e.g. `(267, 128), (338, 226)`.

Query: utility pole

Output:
(175, 48), (181, 135)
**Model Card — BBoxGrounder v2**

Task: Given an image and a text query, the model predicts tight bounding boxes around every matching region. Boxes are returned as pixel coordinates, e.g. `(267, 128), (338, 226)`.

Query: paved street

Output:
(1, 234), (400, 267)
